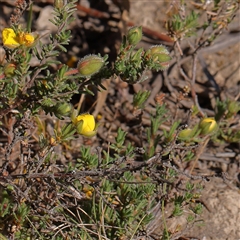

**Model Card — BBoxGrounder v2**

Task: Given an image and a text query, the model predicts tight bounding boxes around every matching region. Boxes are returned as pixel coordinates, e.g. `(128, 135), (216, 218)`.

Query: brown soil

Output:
(0, 0), (239, 239)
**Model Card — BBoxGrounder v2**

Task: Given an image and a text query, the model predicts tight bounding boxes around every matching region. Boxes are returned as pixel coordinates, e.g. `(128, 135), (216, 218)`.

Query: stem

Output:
(190, 136), (210, 174)
(27, 2), (33, 32)
(191, 54), (205, 117)
(65, 68), (79, 76)
(161, 181), (170, 239)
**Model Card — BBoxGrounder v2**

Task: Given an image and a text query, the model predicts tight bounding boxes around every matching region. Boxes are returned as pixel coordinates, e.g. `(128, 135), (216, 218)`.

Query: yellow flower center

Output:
(18, 32), (35, 46)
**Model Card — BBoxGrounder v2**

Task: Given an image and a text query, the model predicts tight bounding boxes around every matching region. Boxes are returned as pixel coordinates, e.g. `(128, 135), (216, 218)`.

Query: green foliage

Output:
(164, 120), (181, 143)
(166, 11), (199, 39)
(0, 189), (13, 218)
(0, 0), (239, 239)
(193, 203), (203, 215)
(216, 98), (240, 120)
(172, 182), (203, 219)
(66, 129), (156, 238)
(79, 172), (155, 239)
(133, 90), (151, 109)
(214, 98), (240, 143)
(76, 146), (99, 169)
(145, 104), (168, 158)
(114, 28), (171, 84)
(110, 128), (128, 156)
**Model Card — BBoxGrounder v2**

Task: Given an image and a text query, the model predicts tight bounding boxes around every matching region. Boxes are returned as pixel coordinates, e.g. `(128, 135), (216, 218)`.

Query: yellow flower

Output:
(83, 184), (94, 199)
(2, 28), (35, 49)
(18, 32), (35, 46)
(75, 113), (97, 137)
(2, 28), (20, 49)
(199, 117), (218, 135)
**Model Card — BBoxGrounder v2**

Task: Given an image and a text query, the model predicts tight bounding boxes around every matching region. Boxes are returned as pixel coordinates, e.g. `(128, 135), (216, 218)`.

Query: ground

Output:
(0, 0), (240, 239)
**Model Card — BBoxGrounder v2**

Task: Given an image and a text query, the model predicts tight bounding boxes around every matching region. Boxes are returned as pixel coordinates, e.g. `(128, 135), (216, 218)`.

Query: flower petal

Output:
(2, 28), (20, 49)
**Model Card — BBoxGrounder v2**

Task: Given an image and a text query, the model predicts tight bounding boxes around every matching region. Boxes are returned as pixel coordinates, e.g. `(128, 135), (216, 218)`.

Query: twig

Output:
(191, 54), (205, 117)
(199, 32), (240, 54)
(162, 161), (217, 181)
(0, 150), (219, 183)
(75, 3), (174, 43)
(190, 136), (210, 174)
(76, 4), (110, 19)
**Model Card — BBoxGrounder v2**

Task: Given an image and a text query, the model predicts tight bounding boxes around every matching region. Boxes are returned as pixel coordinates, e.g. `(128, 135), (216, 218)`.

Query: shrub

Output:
(0, 0), (239, 239)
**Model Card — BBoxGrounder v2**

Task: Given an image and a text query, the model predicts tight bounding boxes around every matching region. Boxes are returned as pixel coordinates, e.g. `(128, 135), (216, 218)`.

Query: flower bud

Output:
(75, 113), (97, 137)
(178, 124), (200, 141)
(152, 53), (171, 62)
(150, 45), (169, 55)
(199, 117), (218, 135)
(53, 102), (72, 119)
(54, 0), (65, 9)
(3, 63), (16, 77)
(127, 26), (142, 45)
(50, 137), (57, 146)
(77, 55), (104, 77)
(178, 128), (195, 140)
(149, 45), (171, 70)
